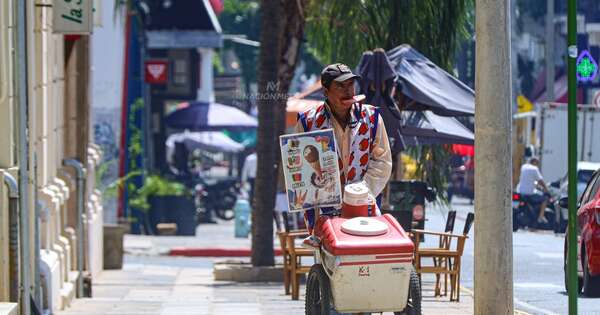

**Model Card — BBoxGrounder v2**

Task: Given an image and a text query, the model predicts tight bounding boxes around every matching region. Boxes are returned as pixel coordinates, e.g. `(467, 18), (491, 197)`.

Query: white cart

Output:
(305, 214), (421, 315)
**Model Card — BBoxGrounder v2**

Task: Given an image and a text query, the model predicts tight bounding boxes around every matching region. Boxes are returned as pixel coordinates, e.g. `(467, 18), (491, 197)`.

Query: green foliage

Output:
(306, 0), (474, 201)
(406, 146), (452, 204)
(219, 0), (261, 88)
(105, 172), (189, 211)
(103, 98), (189, 212)
(306, 0), (473, 70)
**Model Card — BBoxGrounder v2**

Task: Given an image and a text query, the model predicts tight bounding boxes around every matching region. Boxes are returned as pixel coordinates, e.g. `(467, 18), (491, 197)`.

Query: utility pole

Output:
(566, 0), (578, 313)
(474, 0), (514, 314)
(546, 0), (555, 101)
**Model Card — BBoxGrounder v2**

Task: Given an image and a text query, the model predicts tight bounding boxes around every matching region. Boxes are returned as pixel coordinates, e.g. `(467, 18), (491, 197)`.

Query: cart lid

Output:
(340, 217), (389, 236)
(317, 214), (415, 256)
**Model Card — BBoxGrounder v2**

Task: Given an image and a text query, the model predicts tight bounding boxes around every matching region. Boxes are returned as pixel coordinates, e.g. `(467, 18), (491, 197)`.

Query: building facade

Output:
(1, 1), (105, 314)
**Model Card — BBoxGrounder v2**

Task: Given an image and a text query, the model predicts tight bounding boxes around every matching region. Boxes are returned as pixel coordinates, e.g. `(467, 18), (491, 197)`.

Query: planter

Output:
(149, 195), (196, 236)
(103, 224), (127, 269)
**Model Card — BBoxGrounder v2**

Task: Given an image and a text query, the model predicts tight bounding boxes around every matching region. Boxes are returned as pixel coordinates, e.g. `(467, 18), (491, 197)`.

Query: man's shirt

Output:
(294, 103), (392, 197)
(242, 153), (257, 184)
(518, 163), (543, 195)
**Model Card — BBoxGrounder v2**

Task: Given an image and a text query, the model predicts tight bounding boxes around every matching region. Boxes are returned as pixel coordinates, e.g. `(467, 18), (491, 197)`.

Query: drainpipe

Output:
(33, 154), (42, 308)
(62, 159), (86, 298)
(2, 171), (19, 303)
(16, 0), (31, 313)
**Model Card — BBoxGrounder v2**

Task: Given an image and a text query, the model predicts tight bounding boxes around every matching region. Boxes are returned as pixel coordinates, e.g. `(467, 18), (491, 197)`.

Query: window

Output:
(586, 173), (600, 204)
(580, 173), (600, 205)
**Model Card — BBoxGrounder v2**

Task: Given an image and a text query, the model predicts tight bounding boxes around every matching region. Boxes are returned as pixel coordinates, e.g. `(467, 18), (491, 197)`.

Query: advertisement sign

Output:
(280, 129), (342, 212)
(144, 60), (168, 84)
(53, 0), (94, 34)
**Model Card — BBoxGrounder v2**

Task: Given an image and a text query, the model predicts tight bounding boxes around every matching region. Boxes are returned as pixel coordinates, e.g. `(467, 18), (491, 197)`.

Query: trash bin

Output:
(234, 199), (251, 238)
(385, 180), (435, 231)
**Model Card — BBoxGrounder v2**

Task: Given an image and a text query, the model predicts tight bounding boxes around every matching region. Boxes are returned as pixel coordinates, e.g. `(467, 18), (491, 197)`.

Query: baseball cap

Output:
(321, 63), (361, 88)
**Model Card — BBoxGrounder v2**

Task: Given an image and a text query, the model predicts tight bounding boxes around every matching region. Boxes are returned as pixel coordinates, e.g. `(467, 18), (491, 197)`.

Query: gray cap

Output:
(321, 63), (361, 88)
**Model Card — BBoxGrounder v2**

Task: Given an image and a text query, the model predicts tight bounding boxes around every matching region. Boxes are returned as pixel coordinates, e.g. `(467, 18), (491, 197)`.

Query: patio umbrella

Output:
(166, 131), (245, 153)
(387, 44), (475, 117)
(399, 111), (474, 147)
(164, 101), (258, 131)
(356, 49), (405, 154)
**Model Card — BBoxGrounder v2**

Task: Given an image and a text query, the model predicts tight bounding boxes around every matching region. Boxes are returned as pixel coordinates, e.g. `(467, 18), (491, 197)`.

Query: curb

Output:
(169, 247), (283, 257)
(460, 286), (532, 315)
(213, 262), (285, 282)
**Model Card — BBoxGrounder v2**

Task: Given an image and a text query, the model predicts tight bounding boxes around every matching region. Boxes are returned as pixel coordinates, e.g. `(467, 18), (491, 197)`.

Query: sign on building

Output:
(53, 0), (94, 34)
(145, 60), (169, 84)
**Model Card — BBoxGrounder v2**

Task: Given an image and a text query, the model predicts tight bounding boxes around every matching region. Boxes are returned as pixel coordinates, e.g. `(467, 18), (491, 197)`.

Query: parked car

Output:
(553, 161), (600, 200)
(562, 168), (600, 297)
(550, 162), (600, 234)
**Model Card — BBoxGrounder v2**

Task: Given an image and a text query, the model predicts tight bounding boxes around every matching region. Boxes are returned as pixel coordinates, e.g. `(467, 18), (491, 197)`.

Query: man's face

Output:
(325, 79), (355, 110)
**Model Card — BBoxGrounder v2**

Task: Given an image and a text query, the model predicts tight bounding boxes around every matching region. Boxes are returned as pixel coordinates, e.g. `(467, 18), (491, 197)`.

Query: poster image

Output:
(280, 129), (342, 212)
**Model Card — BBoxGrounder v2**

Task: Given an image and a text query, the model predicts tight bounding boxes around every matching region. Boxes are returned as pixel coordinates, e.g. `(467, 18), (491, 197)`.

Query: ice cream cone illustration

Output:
(303, 145), (322, 178)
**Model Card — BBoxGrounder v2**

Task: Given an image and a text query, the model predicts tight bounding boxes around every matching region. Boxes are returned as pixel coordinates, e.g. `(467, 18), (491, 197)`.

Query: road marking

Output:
(514, 282), (563, 289)
(535, 252), (563, 259)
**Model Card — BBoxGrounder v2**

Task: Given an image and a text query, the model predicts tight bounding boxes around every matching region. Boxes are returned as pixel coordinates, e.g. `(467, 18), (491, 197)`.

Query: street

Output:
(444, 197), (600, 315)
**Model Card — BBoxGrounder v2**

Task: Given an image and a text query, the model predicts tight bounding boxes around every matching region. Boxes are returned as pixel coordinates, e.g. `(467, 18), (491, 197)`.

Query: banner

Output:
(280, 129), (342, 212)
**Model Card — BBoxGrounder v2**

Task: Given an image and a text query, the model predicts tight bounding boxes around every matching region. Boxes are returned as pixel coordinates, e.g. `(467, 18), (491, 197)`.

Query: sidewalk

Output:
(55, 219), (480, 314)
(57, 255), (474, 315)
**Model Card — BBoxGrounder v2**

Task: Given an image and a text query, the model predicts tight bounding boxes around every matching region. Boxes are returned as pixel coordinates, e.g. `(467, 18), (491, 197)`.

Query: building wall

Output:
(0, 0), (17, 304)
(91, 0), (126, 224)
(0, 1), (104, 313)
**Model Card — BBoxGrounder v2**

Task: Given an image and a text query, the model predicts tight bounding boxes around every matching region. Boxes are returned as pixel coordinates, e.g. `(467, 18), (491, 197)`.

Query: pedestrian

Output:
(295, 63), (392, 247)
(241, 150), (257, 204)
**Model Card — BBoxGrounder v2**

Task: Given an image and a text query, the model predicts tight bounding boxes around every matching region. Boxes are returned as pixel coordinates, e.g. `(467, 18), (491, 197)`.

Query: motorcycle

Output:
(512, 190), (565, 233)
(195, 177), (240, 222)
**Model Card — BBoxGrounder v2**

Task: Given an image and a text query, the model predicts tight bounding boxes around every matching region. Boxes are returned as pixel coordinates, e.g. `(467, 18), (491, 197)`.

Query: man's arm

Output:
(364, 114), (393, 197)
(535, 167), (549, 193)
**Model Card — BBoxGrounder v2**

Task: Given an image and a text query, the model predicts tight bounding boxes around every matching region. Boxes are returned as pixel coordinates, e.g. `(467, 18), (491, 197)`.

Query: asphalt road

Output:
(433, 197), (600, 315)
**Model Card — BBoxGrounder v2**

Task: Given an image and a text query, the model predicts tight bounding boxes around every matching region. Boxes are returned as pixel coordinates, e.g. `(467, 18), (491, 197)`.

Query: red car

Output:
(563, 169), (600, 297)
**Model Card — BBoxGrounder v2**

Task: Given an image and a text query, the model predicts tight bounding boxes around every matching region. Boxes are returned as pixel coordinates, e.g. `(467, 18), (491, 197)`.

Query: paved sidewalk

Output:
(57, 255), (474, 315)
(57, 217), (479, 315)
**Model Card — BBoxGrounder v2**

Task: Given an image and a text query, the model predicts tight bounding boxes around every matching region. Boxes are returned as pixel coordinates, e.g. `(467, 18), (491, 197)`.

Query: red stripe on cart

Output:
(375, 254), (413, 260)
(339, 258), (412, 266)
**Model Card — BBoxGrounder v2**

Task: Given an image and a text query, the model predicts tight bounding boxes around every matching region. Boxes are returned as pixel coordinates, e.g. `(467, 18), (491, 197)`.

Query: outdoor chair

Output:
(276, 212), (312, 299)
(413, 212), (474, 302)
(434, 210), (456, 296)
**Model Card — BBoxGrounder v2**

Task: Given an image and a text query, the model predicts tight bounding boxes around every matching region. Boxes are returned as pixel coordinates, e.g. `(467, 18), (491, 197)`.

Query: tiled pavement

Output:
(57, 255), (474, 315)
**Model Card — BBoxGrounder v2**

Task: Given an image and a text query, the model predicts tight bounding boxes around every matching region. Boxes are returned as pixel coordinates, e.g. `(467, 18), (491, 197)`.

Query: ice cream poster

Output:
(280, 129), (342, 212)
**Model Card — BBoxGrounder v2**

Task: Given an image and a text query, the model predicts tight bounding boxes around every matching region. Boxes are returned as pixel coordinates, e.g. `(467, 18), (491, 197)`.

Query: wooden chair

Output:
(413, 212), (474, 301)
(434, 210), (456, 297)
(276, 212), (312, 299)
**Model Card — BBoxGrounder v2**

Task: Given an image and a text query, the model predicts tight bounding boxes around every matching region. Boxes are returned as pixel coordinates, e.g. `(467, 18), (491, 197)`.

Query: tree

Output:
(252, 0), (307, 266)
(306, 0), (474, 199)
(306, 0), (472, 69)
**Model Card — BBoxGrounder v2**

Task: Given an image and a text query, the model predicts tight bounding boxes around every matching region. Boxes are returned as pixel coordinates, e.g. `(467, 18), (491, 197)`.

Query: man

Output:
(296, 63), (392, 246)
(241, 150), (257, 204)
(517, 157), (550, 224)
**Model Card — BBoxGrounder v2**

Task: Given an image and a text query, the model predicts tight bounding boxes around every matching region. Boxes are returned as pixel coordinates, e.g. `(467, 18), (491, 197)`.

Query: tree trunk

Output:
(276, 0), (307, 134)
(252, 0), (283, 266)
(252, 0), (307, 266)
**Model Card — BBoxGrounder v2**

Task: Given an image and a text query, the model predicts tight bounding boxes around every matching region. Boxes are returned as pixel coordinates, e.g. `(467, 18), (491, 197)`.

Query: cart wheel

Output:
(305, 264), (332, 315)
(395, 269), (422, 315)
